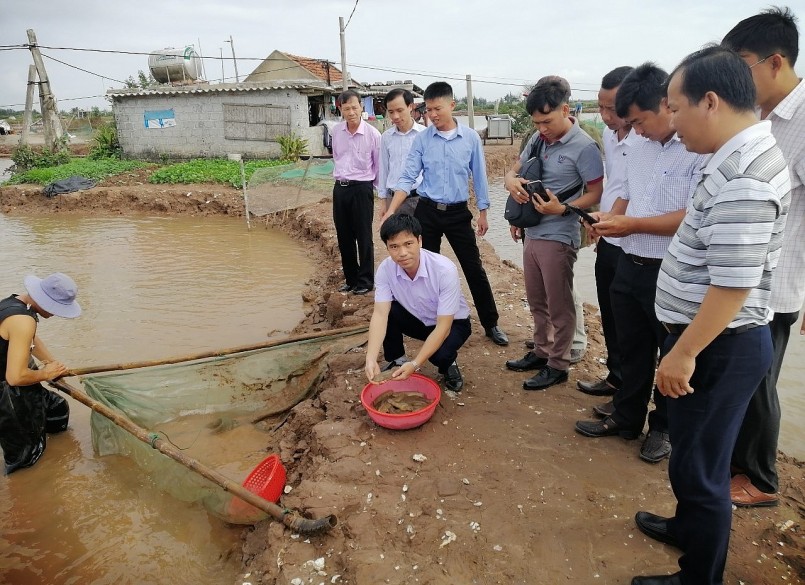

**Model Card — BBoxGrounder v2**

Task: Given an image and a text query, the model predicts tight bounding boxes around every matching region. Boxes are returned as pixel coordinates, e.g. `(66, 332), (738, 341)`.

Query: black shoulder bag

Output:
(503, 137), (584, 228)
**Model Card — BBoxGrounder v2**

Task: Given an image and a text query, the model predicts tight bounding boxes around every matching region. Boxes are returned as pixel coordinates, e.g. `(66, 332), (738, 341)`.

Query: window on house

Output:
(223, 104), (291, 141)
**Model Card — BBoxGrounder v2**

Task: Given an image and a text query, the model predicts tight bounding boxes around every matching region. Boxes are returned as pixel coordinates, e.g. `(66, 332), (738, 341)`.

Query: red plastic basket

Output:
(226, 453), (287, 520)
(361, 373), (441, 430)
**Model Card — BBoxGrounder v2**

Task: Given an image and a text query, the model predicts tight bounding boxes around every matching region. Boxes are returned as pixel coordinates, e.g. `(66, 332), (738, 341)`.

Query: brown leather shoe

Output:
(731, 474), (778, 507)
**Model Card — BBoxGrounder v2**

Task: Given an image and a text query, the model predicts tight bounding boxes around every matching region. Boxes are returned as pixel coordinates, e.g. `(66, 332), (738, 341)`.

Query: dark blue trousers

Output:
(732, 310), (798, 493)
(665, 325), (772, 585)
(383, 301), (471, 374)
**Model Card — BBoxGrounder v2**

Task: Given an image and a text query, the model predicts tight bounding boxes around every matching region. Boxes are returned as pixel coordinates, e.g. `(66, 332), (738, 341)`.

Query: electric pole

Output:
(26, 29), (64, 147)
(225, 36), (239, 82)
(339, 17), (349, 91)
(466, 74), (475, 129)
(220, 47), (224, 83)
(20, 65), (36, 146)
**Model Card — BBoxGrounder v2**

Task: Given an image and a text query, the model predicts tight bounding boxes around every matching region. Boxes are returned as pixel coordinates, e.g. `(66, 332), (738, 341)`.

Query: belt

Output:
(662, 322), (762, 336)
(335, 179), (373, 187)
(626, 253), (663, 266)
(418, 197), (467, 211)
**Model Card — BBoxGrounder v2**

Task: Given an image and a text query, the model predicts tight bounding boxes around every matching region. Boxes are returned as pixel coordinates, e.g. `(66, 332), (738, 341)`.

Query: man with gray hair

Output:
(0, 272), (82, 474)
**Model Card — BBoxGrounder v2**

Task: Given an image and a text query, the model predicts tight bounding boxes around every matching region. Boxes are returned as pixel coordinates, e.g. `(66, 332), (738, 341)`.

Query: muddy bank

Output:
(1, 151), (802, 585)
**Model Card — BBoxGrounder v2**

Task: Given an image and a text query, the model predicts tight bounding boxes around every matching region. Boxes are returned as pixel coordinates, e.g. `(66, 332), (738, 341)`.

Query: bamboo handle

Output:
(68, 324), (367, 377)
(49, 378), (337, 534)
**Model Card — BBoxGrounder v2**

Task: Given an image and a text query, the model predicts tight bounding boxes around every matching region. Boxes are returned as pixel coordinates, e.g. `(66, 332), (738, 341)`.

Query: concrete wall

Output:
(113, 88), (329, 159)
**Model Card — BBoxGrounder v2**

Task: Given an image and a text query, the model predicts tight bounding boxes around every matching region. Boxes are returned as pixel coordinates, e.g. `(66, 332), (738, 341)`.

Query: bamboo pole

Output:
(49, 378), (337, 534)
(68, 324), (367, 377)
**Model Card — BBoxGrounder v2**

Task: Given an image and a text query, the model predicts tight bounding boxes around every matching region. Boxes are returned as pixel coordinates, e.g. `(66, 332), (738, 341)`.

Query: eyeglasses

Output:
(749, 54), (784, 68)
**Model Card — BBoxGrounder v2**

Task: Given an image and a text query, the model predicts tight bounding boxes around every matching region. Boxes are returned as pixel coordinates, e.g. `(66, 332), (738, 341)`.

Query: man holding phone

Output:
(574, 63), (706, 463)
(503, 76), (604, 390)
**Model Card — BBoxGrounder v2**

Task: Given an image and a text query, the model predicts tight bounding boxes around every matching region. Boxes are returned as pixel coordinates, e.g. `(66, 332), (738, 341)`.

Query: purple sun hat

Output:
(24, 273), (82, 318)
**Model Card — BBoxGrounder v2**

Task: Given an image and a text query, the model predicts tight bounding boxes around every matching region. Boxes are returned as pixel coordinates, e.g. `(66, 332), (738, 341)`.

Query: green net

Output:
(245, 158), (334, 216)
(81, 331), (363, 524)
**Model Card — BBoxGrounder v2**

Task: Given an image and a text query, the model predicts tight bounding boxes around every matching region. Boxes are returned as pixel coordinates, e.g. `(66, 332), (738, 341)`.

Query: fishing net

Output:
(80, 330), (363, 524)
(246, 158), (334, 216)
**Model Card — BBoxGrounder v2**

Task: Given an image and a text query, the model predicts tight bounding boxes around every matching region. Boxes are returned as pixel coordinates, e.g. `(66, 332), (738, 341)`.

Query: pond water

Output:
(0, 213), (315, 585)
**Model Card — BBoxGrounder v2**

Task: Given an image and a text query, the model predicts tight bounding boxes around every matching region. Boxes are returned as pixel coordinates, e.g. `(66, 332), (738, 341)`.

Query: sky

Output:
(2, 0), (804, 113)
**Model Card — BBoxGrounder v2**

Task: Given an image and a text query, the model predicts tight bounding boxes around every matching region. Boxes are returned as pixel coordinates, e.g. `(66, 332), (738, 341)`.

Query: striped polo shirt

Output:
(655, 121), (791, 328)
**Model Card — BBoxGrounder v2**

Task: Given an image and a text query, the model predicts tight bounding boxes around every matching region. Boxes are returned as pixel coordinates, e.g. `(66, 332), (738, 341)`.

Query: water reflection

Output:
(0, 214), (314, 585)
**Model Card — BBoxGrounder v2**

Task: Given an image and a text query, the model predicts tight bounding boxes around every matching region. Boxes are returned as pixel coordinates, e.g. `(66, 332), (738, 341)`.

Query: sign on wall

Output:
(144, 109), (177, 129)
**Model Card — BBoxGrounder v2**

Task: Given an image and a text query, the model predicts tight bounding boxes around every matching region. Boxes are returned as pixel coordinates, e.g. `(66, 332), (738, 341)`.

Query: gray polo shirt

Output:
(520, 120), (604, 247)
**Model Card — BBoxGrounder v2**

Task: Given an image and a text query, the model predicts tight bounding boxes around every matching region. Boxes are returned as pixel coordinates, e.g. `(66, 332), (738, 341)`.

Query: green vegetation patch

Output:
(149, 159), (293, 189)
(5, 158), (147, 185)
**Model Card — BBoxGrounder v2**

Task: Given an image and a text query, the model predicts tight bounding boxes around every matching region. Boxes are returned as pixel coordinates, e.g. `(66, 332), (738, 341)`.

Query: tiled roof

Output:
(283, 53), (344, 84)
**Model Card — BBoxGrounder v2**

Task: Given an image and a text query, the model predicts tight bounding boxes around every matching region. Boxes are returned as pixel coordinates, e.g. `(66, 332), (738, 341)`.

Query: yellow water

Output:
(0, 214), (315, 585)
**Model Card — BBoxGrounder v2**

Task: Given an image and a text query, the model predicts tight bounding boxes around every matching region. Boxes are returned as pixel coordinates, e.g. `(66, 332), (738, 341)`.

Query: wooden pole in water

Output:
(49, 378), (337, 534)
(68, 324), (367, 377)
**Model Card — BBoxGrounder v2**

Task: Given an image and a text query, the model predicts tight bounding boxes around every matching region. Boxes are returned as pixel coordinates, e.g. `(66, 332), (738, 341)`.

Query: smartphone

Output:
(565, 204), (598, 225)
(524, 180), (550, 202)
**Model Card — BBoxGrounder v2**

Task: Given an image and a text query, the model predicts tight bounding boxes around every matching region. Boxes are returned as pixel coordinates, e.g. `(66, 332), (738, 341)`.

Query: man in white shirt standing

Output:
(378, 88), (426, 217)
(722, 6), (805, 508)
(577, 66), (644, 401)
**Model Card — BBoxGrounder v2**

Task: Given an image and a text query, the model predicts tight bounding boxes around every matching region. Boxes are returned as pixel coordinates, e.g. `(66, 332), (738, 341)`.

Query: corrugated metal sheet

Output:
(107, 82), (333, 99)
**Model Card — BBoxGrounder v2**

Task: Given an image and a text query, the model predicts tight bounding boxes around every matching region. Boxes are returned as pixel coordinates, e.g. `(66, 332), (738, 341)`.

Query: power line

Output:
(42, 52), (128, 85)
(0, 95), (107, 109)
(344, 0), (360, 29)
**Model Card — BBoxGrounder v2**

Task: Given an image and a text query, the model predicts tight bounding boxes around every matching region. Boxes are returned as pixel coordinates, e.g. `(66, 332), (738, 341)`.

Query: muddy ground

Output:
(1, 144), (802, 585)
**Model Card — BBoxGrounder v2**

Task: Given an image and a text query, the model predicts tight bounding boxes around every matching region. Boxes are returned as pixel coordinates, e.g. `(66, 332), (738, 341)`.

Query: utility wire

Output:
(42, 52), (128, 85)
(344, 0), (360, 29)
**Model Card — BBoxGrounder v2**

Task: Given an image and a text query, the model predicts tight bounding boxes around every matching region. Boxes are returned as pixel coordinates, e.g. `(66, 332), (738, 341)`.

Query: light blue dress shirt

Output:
(395, 122), (490, 210)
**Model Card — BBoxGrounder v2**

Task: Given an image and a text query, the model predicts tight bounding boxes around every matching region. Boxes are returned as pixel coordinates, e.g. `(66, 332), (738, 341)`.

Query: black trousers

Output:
(414, 200), (499, 330)
(732, 309), (799, 493)
(610, 256), (668, 433)
(594, 238), (624, 387)
(383, 301), (471, 373)
(665, 326), (771, 585)
(332, 182), (374, 289)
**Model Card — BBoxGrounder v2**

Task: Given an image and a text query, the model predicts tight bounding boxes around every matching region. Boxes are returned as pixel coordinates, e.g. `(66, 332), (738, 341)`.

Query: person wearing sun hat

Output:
(0, 272), (81, 474)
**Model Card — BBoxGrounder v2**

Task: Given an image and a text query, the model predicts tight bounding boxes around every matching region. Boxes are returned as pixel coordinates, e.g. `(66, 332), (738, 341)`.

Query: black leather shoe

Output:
(524, 340), (535, 349)
(575, 416), (640, 439)
(634, 511), (680, 549)
(505, 352), (547, 372)
(577, 379), (617, 396)
(485, 326), (509, 346)
(523, 366), (567, 390)
(352, 286), (372, 295)
(630, 573), (682, 585)
(442, 362), (463, 392)
(640, 430), (671, 463)
(593, 400), (614, 418)
(338, 283), (353, 292)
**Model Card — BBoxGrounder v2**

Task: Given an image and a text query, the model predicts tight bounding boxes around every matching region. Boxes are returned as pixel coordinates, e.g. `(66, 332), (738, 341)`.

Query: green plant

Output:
(89, 123), (122, 160)
(5, 158), (147, 185)
(10, 135), (71, 172)
(276, 132), (308, 162)
(148, 158), (292, 188)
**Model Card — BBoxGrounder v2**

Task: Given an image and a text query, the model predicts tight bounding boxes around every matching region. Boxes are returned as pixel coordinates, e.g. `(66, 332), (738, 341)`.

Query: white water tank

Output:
(148, 47), (202, 84)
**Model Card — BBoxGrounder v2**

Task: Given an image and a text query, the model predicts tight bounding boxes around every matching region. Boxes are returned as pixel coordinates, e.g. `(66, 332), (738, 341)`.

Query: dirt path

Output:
(1, 151), (802, 585)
